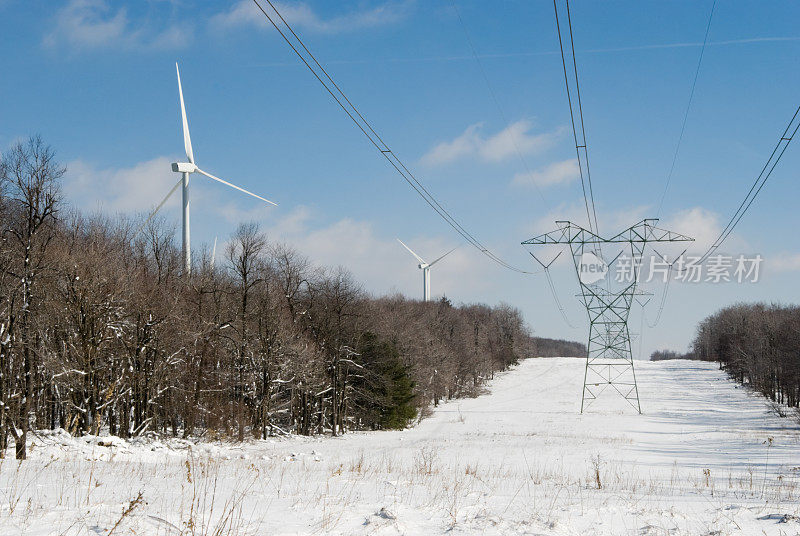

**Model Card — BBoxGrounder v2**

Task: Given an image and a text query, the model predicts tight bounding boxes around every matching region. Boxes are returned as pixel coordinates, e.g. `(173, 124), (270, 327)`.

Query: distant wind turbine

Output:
(397, 239), (458, 302)
(140, 63), (277, 275)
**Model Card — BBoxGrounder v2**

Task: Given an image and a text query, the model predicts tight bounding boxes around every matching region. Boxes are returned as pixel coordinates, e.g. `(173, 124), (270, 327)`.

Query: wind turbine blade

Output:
(176, 63), (194, 164)
(428, 245), (459, 267)
(134, 176), (183, 237)
(396, 239), (425, 264)
(196, 168), (277, 206)
(211, 236), (217, 270)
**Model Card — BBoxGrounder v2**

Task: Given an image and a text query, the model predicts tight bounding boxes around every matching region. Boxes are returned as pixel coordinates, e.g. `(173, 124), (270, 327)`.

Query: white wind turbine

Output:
(140, 63), (277, 275)
(397, 239), (458, 302)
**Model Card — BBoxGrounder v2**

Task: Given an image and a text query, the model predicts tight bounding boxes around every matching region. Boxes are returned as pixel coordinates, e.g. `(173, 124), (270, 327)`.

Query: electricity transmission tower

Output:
(523, 219), (693, 413)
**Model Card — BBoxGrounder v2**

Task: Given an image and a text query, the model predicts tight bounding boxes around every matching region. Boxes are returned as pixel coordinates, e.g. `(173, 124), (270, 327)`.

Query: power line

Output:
(644, 1), (713, 333)
(544, 267), (577, 328)
(656, 0), (716, 218)
(553, 0), (599, 237)
(565, 0), (599, 237)
(451, 1), (587, 327)
(698, 105), (800, 263)
(543, 0), (608, 328)
(527, 251), (578, 328)
(635, 297), (651, 359)
(250, 0), (538, 275)
(451, 0), (585, 325)
(646, 269), (673, 329)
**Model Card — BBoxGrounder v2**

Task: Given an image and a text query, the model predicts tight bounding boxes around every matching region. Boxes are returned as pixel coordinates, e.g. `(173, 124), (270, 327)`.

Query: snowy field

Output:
(2, 358), (800, 535)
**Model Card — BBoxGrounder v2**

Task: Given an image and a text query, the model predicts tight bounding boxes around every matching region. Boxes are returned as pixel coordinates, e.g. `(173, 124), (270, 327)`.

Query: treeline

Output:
(692, 302), (800, 409)
(532, 337), (586, 358)
(649, 349), (709, 361)
(0, 138), (540, 459)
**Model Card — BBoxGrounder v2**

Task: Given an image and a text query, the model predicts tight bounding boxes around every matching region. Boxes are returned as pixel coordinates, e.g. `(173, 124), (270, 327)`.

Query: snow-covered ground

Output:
(2, 358), (800, 535)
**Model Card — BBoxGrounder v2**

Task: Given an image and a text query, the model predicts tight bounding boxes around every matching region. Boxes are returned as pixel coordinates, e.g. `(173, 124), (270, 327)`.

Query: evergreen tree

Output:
(356, 332), (416, 430)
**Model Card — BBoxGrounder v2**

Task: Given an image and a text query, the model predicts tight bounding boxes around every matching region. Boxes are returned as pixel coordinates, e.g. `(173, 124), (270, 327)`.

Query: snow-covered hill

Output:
(2, 358), (799, 535)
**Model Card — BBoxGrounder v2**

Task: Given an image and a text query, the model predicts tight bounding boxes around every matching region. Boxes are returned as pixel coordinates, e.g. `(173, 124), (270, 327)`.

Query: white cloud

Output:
(480, 121), (559, 162)
(526, 200), (650, 239)
(420, 124), (481, 166)
(265, 204), (314, 236)
(421, 120), (562, 166)
(64, 156), (180, 214)
(65, 157), (280, 226)
(659, 207), (723, 255)
(211, 1), (409, 34)
(215, 200), (277, 225)
(769, 253), (800, 273)
(44, 0), (191, 51)
(264, 207), (488, 298)
(512, 159), (579, 188)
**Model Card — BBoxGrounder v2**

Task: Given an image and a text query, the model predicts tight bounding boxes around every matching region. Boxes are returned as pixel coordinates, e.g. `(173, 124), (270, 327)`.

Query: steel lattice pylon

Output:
(523, 219), (693, 413)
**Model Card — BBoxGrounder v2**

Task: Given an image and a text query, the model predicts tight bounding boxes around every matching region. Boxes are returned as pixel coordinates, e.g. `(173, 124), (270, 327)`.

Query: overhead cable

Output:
(698, 105), (800, 263)
(656, 0), (717, 218)
(553, 0), (599, 237)
(250, 0), (538, 274)
(528, 251), (578, 328)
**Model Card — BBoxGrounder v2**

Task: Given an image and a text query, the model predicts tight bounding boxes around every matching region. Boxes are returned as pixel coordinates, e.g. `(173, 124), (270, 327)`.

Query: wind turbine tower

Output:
(140, 63), (277, 275)
(397, 239), (457, 302)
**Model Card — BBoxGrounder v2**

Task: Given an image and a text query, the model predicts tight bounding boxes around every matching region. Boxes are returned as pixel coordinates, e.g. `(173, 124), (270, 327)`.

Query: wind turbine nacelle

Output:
(172, 162), (197, 173)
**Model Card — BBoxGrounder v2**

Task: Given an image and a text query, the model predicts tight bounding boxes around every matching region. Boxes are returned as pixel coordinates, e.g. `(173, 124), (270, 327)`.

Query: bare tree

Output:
(693, 303), (800, 411)
(227, 222), (267, 441)
(0, 137), (63, 459)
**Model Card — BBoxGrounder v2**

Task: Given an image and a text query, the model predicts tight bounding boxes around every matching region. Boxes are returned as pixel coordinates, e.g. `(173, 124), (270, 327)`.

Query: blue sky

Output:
(1, 0), (799, 358)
